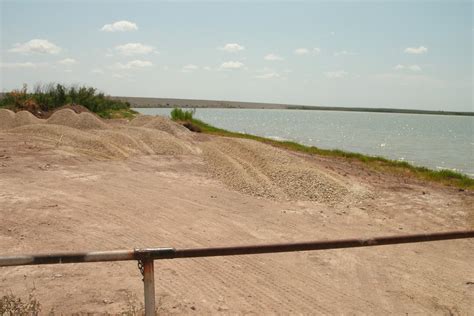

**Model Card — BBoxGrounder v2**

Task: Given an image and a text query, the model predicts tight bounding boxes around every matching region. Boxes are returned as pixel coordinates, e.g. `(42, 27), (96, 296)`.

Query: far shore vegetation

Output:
(0, 83), (138, 119)
(170, 108), (474, 190)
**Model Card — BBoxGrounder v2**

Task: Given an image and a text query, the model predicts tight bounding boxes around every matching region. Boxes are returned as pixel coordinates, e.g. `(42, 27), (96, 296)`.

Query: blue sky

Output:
(0, 1), (472, 111)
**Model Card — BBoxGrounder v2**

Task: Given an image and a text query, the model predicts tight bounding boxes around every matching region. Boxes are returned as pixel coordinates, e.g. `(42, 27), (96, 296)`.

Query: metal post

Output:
(143, 259), (155, 316)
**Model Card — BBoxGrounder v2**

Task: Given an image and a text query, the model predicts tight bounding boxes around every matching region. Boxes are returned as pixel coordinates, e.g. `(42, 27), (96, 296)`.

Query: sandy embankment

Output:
(0, 108), (473, 314)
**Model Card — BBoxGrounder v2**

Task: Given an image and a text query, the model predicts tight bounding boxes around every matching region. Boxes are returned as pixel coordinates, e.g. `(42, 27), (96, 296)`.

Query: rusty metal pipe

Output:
(171, 230), (474, 259)
(0, 231), (472, 267)
(142, 259), (156, 316)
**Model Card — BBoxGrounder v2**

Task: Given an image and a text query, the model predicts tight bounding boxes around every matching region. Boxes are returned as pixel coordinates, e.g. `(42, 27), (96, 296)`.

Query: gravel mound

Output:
(5, 111), (44, 128)
(202, 138), (350, 203)
(0, 109), (15, 130)
(8, 113), (195, 158)
(128, 115), (155, 127)
(75, 112), (109, 130)
(129, 115), (190, 137)
(47, 109), (108, 130)
(47, 109), (79, 126)
(11, 124), (122, 159)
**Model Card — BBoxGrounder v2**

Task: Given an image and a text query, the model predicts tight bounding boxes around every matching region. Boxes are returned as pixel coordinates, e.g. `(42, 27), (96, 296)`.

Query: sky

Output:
(0, 0), (472, 111)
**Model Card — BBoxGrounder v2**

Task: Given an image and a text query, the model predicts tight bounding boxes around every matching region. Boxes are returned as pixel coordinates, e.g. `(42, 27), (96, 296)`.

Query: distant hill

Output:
(2, 93), (471, 116)
(112, 96), (474, 117)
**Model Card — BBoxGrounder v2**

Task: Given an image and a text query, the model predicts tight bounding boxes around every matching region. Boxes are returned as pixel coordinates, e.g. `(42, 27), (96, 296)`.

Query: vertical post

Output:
(143, 259), (156, 316)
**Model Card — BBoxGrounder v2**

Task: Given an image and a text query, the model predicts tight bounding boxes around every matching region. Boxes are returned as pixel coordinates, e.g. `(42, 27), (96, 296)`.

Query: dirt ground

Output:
(0, 111), (473, 315)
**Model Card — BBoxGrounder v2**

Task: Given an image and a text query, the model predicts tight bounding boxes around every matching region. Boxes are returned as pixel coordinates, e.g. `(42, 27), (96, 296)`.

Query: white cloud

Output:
(264, 53), (284, 61)
(219, 61), (244, 70)
(295, 48), (321, 55)
(203, 66), (212, 71)
(9, 39), (61, 54)
(325, 70), (348, 79)
(182, 64), (199, 72)
(91, 68), (104, 74)
(58, 58), (77, 66)
(256, 72), (280, 79)
(334, 50), (355, 57)
(101, 20), (138, 32)
(404, 46), (428, 54)
(394, 64), (422, 72)
(115, 43), (155, 55)
(218, 43), (245, 53)
(114, 60), (153, 69)
(294, 48), (309, 55)
(0, 62), (40, 69)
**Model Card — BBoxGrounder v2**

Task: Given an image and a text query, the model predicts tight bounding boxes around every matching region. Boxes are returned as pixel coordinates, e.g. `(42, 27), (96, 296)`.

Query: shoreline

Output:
(115, 96), (474, 117)
(165, 111), (474, 188)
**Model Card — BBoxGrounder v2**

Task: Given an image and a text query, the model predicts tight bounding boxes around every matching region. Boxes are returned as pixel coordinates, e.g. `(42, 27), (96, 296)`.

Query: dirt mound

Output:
(42, 104), (94, 119)
(11, 124), (122, 159)
(129, 115), (190, 137)
(10, 121), (195, 159)
(0, 109), (15, 130)
(128, 115), (155, 127)
(47, 109), (108, 130)
(12, 111), (43, 128)
(47, 109), (79, 126)
(202, 138), (351, 203)
(95, 127), (194, 156)
(75, 112), (109, 130)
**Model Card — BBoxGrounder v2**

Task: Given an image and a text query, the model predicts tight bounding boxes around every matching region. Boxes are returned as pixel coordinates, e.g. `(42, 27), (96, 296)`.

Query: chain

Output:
(137, 259), (145, 282)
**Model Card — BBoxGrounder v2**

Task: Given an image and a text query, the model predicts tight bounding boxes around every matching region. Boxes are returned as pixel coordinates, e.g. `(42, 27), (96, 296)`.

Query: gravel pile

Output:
(75, 112), (109, 130)
(6, 113), (195, 158)
(47, 109), (79, 126)
(130, 115), (190, 137)
(11, 124), (121, 158)
(0, 110), (44, 129)
(0, 109), (15, 130)
(47, 109), (108, 130)
(202, 138), (349, 203)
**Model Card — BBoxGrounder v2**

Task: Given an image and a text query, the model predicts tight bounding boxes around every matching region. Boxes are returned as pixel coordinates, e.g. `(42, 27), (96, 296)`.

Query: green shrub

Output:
(170, 107), (195, 121)
(0, 83), (130, 114)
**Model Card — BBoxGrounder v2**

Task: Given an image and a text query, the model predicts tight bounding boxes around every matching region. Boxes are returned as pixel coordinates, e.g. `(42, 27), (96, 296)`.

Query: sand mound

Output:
(12, 111), (44, 128)
(129, 115), (190, 137)
(128, 115), (155, 127)
(0, 109), (15, 130)
(95, 127), (193, 156)
(47, 109), (108, 130)
(202, 138), (350, 203)
(47, 109), (79, 126)
(10, 117), (195, 159)
(75, 112), (109, 130)
(11, 124), (123, 158)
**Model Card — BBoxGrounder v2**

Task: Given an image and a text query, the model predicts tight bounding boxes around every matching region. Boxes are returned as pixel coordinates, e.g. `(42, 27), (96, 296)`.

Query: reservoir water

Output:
(134, 108), (474, 177)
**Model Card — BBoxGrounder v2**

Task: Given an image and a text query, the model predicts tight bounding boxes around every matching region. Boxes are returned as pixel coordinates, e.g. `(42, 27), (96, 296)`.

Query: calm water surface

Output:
(135, 108), (474, 177)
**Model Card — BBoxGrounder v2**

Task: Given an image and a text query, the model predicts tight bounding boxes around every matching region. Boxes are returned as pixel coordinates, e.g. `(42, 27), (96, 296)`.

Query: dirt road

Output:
(0, 110), (473, 314)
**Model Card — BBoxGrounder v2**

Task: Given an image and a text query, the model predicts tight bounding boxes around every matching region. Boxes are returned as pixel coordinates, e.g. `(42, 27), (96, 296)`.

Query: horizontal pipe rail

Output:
(1, 230), (473, 267)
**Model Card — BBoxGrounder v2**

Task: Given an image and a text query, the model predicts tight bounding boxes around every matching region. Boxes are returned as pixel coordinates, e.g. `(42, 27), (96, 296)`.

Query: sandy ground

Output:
(0, 110), (473, 315)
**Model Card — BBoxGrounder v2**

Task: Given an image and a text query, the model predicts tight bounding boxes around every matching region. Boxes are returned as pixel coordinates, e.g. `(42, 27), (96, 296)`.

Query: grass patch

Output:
(0, 293), (41, 315)
(169, 108), (473, 190)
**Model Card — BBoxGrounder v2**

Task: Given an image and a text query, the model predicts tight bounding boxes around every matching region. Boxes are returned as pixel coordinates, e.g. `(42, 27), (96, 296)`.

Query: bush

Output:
(170, 107), (195, 121)
(0, 83), (130, 114)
